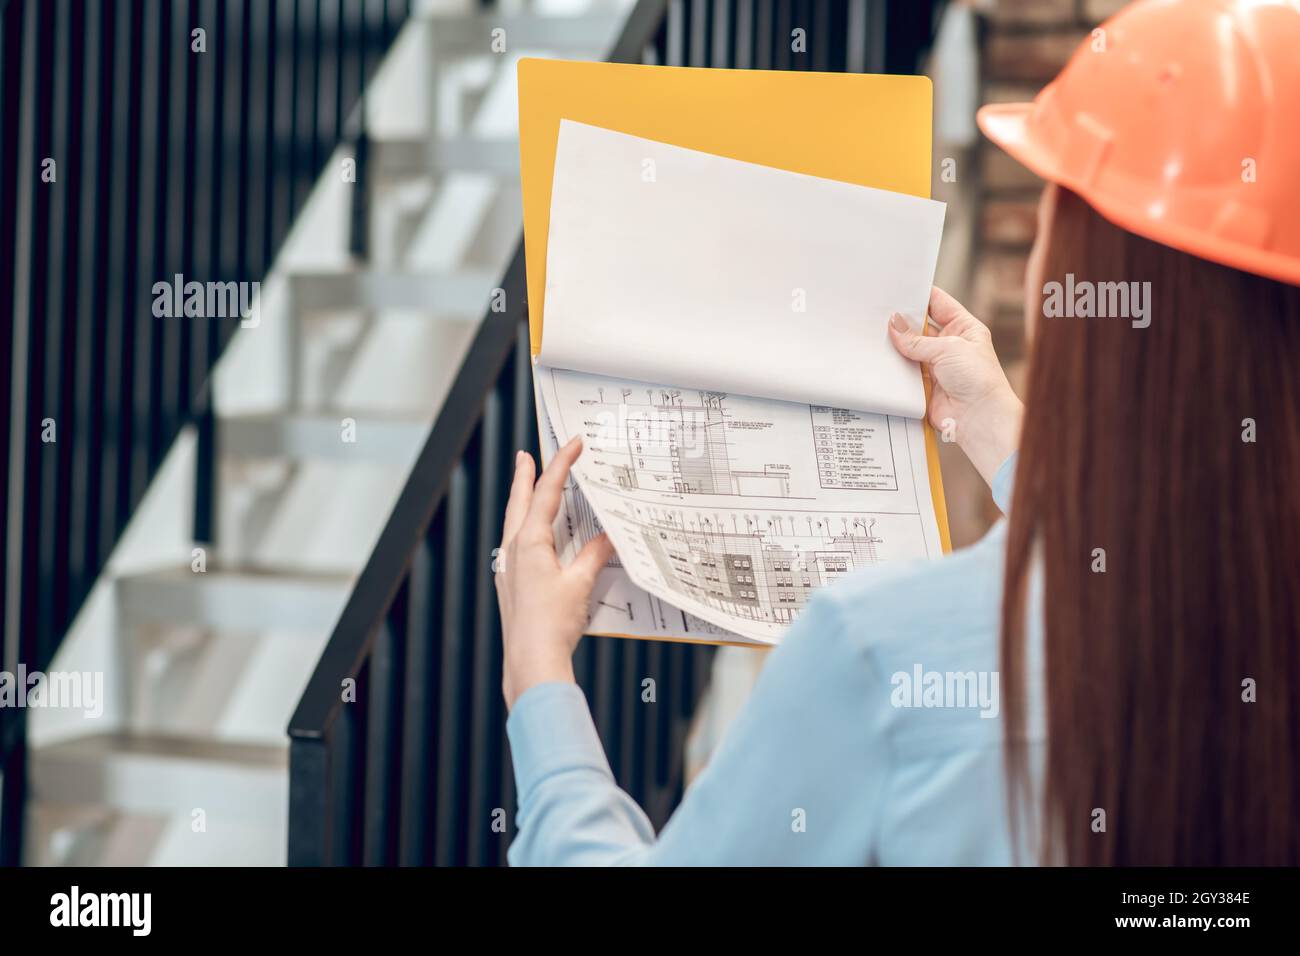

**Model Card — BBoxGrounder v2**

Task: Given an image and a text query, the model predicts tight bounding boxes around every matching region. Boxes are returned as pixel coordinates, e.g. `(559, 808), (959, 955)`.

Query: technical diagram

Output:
(538, 366), (944, 643)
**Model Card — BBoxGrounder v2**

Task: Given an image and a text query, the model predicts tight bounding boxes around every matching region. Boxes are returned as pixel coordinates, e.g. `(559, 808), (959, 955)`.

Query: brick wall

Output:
(934, 0), (1130, 545)
(970, 0), (1130, 362)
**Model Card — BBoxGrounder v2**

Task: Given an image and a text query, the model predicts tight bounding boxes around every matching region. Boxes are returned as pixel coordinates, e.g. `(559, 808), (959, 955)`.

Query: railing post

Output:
(0, 729), (26, 866)
(287, 735), (330, 866)
(192, 397), (217, 546)
(347, 0), (368, 261)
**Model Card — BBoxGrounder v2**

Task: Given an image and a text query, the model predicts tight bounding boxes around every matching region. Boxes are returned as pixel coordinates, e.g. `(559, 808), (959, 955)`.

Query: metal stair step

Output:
(29, 733), (286, 820)
(117, 566), (353, 633)
(288, 268), (498, 317)
(421, 12), (622, 53)
(219, 412), (428, 463)
(371, 136), (519, 178)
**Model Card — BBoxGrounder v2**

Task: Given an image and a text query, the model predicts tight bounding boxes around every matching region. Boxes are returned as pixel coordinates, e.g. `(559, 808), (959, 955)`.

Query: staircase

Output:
(7, 0), (933, 867)
(19, 0), (628, 866)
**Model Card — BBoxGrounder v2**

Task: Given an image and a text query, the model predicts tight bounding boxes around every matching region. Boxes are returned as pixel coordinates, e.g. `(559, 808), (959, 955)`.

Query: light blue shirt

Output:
(507, 453), (1044, 865)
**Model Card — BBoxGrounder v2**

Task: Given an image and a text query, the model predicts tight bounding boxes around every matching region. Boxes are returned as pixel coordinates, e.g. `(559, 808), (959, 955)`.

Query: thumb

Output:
(888, 313), (950, 364)
(569, 533), (615, 586)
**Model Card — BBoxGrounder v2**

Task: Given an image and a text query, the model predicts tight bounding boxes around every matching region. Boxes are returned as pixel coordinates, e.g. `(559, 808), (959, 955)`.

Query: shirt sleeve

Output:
(991, 451), (1018, 515)
(506, 597), (893, 866)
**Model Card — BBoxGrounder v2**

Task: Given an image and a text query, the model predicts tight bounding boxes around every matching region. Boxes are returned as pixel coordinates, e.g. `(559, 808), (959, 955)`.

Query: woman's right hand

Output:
(888, 287), (1023, 486)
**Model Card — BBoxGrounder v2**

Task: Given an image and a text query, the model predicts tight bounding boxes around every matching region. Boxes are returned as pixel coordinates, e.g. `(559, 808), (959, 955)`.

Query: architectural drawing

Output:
(536, 378), (753, 643)
(621, 502), (886, 625)
(585, 384), (794, 498)
(537, 365), (944, 644)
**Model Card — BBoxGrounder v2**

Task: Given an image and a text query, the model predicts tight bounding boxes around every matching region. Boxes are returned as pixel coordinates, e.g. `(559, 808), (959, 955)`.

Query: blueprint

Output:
(536, 365), (945, 644)
(534, 377), (753, 644)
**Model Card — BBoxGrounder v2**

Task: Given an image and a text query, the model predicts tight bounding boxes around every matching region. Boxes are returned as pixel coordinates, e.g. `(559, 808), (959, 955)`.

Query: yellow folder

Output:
(517, 59), (953, 627)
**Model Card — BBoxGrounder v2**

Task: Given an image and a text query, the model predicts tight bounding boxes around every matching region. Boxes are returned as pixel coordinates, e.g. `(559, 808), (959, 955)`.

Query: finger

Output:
(569, 533), (615, 585)
(930, 288), (993, 343)
(889, 313), (953, 364)
(500, 450), (536, 550)
(522, 435), (583, 537)
(927, 287), (971, 328)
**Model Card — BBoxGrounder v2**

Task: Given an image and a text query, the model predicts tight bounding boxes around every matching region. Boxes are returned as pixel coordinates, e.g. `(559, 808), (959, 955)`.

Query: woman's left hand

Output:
(496, 436), (614, 710)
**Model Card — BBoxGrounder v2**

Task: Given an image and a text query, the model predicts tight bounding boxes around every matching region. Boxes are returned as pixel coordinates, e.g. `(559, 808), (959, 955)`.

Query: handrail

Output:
(288, 253), (521, 739)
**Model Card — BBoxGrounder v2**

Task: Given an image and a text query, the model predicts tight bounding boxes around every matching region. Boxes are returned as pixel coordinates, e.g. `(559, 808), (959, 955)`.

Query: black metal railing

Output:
(287, 0), (941, 866)
(0, 0), (409, 866)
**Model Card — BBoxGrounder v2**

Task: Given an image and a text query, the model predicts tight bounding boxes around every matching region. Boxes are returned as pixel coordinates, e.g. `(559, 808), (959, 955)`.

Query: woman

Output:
(494, 0), (1300, 865)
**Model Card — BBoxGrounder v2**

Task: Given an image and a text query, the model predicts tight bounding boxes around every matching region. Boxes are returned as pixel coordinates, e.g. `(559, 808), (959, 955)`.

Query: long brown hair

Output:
(1002, 187), (1300, 865)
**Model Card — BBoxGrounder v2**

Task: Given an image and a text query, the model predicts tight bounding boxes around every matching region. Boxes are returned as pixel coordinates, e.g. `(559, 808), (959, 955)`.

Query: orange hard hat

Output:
(977, 0), (1300, 287)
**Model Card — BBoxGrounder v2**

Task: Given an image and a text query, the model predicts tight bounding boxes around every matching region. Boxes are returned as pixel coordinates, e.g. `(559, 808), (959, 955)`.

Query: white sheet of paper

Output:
(539, 119), (947, 419)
